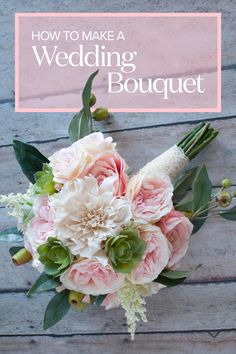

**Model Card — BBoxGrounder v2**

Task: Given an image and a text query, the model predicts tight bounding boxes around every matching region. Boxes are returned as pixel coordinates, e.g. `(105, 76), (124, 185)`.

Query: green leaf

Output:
(13, 140), (49, 184)
(82, 70), (99, 115)
(173, 167), (198, 203)
(0, 228), (23, 242)
(220, 206), (236, 221)
(155, 269), (193, 287)
(175, 194), (193, 212)
(68, 109), (90, 143)
(89, 294), (106, 306)
(9, 246), (24, 256)
(44, 290), (70, 330)
(191, 213), (208, 234)
(95, 294), (106, 306)
(192, 164), (212, 212)
(68, 70), (99, 143)
(27, 273), (61, 296)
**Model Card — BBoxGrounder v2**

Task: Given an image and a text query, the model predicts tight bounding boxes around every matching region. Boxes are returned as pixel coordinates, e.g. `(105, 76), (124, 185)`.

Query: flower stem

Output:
(177, 123), (219, 160)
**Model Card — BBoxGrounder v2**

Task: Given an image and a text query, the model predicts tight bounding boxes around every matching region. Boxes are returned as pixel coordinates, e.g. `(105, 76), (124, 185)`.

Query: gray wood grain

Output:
(1, 331), (236, 354)
(0, 282), (235, 335)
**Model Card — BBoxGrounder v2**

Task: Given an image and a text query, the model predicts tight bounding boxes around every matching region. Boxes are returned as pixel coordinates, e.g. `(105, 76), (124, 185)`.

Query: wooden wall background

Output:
(0, 1), (236, 353)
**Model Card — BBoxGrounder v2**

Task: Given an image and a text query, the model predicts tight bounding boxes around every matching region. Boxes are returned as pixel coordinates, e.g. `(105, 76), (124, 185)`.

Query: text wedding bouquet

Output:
(1, 71), (236, 339)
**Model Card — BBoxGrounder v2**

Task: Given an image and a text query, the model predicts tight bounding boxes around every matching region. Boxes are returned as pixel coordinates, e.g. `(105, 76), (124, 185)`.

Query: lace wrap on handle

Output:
(140, 145), (189, 182)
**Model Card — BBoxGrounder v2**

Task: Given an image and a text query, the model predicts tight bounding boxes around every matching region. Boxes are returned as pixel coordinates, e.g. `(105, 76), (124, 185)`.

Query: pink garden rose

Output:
(128, 224), (170, 284)
(127, 173), (173, 223)
(87, 152), (128, 196)
(49, 132), (115, 184)
(24, 196), (55, 269)
(60, 259), (125, 295)
(49, 145), (87, 184)
(158, 210), (193, 269)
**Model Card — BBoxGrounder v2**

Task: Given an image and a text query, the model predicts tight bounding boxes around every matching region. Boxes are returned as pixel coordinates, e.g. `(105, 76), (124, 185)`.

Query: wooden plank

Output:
(0, 70), (236, 146)
(0, 208), (235, 290)
(0, 331), (236, 354)
(0, 0), (235, 100)
(0, 282), (235, 335)
(0, 119), (235, 196)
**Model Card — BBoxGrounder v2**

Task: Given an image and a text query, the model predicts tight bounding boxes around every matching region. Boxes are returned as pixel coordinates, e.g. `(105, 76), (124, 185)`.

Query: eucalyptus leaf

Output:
(0, 228), (23, 242)
(68, 70), (99, 143)
(220, 206), (236, 221)
(44, 290), (70, 330)
(27, 273), (61, 296)
(155, 269), (193, 287)
(173, 166), (198, 203)
(191, 213), (208, 234)
(175, 194), (193, 212)
(95, 294), (106, 306)
(192, 164), (212, 213)
(82, 70), (99, 115)
(68, 109), (90, 143)
(13, 140), (49, 183)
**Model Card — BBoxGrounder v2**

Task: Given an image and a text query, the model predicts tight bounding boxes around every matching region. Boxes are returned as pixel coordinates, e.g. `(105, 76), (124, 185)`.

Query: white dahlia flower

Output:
(51, 176), (132, 258)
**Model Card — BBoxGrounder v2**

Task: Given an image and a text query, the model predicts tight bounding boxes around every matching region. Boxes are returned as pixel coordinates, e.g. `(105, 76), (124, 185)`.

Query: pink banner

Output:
(15, 13), (221, 112)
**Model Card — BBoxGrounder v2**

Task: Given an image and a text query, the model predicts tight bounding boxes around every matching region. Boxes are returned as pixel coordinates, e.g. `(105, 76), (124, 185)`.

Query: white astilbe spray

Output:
(117, 282), (147, 340)
(0, 185), (35, 225)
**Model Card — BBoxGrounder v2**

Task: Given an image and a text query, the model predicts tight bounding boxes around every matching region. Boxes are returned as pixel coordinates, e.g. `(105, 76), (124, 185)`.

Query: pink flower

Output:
(87, 152), (128, 196)
(128, 224), (170, 284)
(158, 210), (193, 269)
(49, 132), (115, 184)
(102, 293), (120, 310)
(60, 259), (125, 295)
(24, 196), (55, 256)
(127, 173), (173, 223)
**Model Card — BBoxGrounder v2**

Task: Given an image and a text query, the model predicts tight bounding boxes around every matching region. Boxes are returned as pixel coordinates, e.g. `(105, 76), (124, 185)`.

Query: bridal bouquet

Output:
(1, 71), (236, 339)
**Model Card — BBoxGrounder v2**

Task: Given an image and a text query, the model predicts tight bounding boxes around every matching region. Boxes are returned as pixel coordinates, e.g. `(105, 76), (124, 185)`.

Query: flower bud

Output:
(92, 107), (109, 121)
(221, 178), (232, 189)
(68, 290), (88, 311)
(90, 93), (96, 107)
(217, 191), (232, 208)
(12, 248), (32, 266)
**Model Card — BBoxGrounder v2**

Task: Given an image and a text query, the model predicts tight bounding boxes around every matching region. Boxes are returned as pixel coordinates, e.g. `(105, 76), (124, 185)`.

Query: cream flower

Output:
(49, 132), (116, 184)
(51, 176), (132, 258)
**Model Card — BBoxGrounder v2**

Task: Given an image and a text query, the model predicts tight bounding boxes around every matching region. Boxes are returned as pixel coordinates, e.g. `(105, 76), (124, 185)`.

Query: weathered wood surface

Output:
(0, 0), (236, 353)
(1, 332), (236, 354)
(0, 282), (235, 335)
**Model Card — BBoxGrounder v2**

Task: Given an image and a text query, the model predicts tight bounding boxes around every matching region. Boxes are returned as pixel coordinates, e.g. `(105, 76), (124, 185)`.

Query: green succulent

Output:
(34, 164), (56, 195)
(105, 227), (146, 273)
(37, 238), (74, 277)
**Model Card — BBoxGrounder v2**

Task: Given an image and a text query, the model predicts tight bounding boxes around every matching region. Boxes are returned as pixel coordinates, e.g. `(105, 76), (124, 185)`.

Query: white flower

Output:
(51, 176), (132, 258)
(49, 132), (116, 184)
(0, 184), (35, 225)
